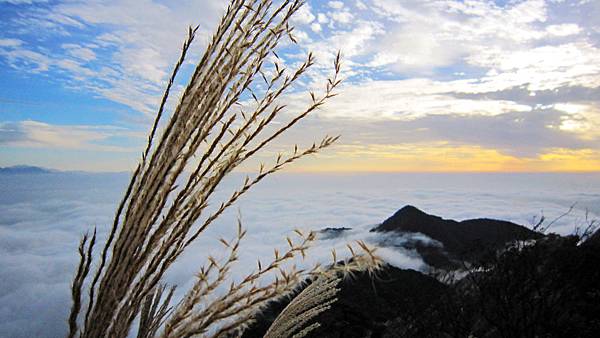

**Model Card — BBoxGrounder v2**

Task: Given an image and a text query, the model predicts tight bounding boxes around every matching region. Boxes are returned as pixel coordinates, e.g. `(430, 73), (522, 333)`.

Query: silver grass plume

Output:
(67, 0), (382, 337)
(264, 275), (341, 338)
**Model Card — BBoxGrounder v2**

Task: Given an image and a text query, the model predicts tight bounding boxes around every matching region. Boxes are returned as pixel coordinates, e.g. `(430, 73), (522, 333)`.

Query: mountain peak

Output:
(394, 205), (428, 216)
(0, 165), (53, 175)
(375, 205), (446, 233)
(372, 205), (542, 263)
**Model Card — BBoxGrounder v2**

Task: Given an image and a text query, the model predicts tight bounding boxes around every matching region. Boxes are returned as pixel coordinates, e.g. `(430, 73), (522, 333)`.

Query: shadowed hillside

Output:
(243, 206), (600, 338)
(241, 265), (447, 338)
(372, 205), (542, 256)
(372, 205), (542, 268)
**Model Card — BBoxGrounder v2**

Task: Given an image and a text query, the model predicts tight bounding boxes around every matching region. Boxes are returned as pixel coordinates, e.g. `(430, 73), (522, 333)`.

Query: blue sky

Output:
(1, 0), (600, 171)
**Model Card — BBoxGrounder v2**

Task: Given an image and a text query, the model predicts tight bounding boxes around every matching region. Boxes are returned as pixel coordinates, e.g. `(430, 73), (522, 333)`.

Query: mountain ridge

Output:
(242, 205), (582, 338)
(0, 165), (55, 175)
(371, 205), (543, 266)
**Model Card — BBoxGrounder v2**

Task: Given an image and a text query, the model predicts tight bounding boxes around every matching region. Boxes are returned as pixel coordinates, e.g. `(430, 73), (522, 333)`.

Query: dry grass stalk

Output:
(264, 275), (341, 338)
(67, 0), (381, 337)
(137, 285), (176, 338)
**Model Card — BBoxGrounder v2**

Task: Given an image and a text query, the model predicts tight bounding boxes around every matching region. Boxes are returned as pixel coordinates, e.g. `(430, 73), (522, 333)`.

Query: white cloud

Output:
(367, 22), (466, 72)
(2, 0), (226, 116)
(546, 23), (582, 36)
(292, 2), (315, 24)
(61, 43), (96, 62)
(554, 103), (589, 115)
(329, 10), (354, 24)
(1, 0), (599, 167)
(0, 47), (51, 72)
(328, 1), (344, 9)
(0, 38), (23, 47)
(296, 19), (384, 74)
(317, 13), (329, 24)
(468, 42), (600, 91)
(355, 0), (368, 11)
(0, 172), (426, 338)
(0, 0), (47, 3)
(310, 22), (322, 33)
(0, 120), (140, 152)
(554, 103), (600, 137)
(365, 0), (598, 80)
(281, 78), (533, 121)
(506, 0), (547, 24)
(52, 0), (225, 111)
(1, 171), (597, 337)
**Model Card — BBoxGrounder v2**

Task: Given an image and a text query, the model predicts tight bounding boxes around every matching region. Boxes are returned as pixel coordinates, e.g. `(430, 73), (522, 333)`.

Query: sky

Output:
(1, 0), (600, 172)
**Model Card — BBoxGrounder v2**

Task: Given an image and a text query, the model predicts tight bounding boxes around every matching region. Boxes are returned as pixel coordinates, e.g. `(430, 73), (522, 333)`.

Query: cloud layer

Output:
(1, 171), (599, 337)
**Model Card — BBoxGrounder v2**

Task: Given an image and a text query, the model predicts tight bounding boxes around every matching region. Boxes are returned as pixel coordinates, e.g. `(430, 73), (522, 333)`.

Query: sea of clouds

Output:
(1, 171), (599, 337)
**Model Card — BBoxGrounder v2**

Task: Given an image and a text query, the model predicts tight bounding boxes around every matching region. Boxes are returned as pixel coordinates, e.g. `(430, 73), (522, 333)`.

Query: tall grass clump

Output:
(67, 0), (381, 337)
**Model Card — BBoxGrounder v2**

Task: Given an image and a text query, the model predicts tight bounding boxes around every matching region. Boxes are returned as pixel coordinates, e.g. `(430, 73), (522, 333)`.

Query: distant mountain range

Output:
(243, 205), (600, 338)
(0, 165), (54, 175)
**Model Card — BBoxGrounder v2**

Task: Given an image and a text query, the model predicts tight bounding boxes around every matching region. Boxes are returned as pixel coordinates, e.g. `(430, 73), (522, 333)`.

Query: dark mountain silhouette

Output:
(243, 206), (600, 337)
(0, 165), (53, 175)
(319, 227), (352, 239)
(243, 206), (600, 338)
(417, 235), (600, 338)
(585, 229), (600, 245)
(371, 205), (543, 267)
(241, 265), (447, 338)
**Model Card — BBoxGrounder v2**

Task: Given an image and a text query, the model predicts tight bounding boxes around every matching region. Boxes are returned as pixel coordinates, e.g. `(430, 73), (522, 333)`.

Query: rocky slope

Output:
(371, 205), (543, 268)
(243, 206), (580, 337)
(241, 266), (447, 338)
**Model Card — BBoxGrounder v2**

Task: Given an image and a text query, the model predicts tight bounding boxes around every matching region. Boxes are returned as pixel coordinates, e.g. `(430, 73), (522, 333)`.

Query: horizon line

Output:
(2, 165), (600, 175)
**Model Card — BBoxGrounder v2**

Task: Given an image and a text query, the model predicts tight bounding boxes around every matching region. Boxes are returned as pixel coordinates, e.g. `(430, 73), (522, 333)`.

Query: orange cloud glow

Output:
(284, 143), (600, 173)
